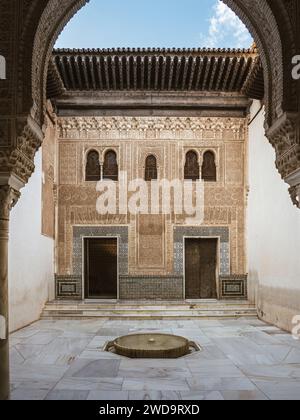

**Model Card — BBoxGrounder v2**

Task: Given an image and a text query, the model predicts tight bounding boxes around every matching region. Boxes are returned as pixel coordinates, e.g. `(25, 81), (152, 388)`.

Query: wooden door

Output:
(185, 239), (218, 299)
(84, 238), (118, 299)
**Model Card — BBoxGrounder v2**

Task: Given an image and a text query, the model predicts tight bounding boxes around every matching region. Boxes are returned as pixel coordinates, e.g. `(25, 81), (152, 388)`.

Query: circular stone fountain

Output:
(106, 333), (200, 359)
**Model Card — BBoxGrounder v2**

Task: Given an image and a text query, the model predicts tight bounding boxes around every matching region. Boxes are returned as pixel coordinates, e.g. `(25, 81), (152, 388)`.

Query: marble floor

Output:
(9, 318), (300, 400)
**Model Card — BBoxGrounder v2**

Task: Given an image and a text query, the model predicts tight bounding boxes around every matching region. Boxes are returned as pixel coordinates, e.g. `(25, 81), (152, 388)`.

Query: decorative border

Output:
(56, 275), (82, 300)
(73, 226), (129, 277)
(220, 275), (248, 299)
(173, 226), (230, 276)
(58, 116), (247, 141)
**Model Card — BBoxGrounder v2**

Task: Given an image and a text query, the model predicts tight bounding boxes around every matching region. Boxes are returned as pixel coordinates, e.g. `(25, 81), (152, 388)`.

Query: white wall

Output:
(248, 101), (300, 331)
(8, 150), (54, 332)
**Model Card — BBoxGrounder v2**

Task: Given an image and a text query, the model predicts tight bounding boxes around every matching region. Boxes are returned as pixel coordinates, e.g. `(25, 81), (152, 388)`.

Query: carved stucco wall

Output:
(41, 105), (56, 238)
(55, 116), (248, 283)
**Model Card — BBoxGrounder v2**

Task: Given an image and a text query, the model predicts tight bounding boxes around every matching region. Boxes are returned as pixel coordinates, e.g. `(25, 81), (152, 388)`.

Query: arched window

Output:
(202, 151), (217, 182)
(145, 155), (158, 181)
(103, 150), (119, 181)
(86, 150), (100, 181)
(184, 151), (200, 181)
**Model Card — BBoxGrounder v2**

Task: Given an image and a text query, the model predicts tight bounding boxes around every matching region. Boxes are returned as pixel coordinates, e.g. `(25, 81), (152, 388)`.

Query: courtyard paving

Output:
(9, 317), (300, 400)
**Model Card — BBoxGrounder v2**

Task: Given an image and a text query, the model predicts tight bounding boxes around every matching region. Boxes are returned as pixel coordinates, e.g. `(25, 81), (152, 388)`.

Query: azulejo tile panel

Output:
(56, 275), (82, 300)
(220, 275), (248, 299)
(119, 276), (184, 300)
(56, 225), (238, 300)
(173, 226), (230, 276)
(73, 226), (129, 276)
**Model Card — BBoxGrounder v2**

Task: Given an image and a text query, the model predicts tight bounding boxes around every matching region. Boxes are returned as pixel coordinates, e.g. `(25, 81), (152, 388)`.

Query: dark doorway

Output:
(185, 238), (218, 299)
(84, 238), (118, 299)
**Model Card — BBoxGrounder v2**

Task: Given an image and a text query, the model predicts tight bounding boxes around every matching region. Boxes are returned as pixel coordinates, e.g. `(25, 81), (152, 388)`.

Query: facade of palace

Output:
(2, 0), (300, 402)
(41, 48), (261, 301)
(7, 45), (300, 333)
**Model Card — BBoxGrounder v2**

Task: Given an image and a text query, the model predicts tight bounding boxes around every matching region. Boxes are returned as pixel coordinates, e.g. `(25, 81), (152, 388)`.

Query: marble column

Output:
(0, 185), (20, 401)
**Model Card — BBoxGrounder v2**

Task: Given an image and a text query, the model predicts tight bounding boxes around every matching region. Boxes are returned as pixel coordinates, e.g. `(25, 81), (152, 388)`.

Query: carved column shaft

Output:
(0, 186), (20, 401)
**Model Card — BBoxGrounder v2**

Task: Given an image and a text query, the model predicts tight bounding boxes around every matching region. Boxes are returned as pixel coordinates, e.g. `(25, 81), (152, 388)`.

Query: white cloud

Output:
(200, 1), (253, 48)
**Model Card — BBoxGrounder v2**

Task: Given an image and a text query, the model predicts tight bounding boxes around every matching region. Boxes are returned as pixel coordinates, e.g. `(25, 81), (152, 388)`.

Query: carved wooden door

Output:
(84, 238), (118, 299)
(185, 239), (218, 299)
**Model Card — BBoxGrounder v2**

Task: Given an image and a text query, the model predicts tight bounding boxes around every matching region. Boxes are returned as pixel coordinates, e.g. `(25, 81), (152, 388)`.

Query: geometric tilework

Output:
(173, 226), (230, 276)
(58, 225), (233, 301)
(220, 275), (248, 299)
(119, 275), (184, 300)
(56, 275), (82, 300)
(73, 226), (129, 277)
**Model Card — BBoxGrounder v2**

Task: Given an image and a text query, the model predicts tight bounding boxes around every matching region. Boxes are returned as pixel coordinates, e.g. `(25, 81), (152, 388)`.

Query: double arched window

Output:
(145, 155), (158, 181)
(184, 151), (200, 181)
(184, 150), (217, 182)
(202, 151), (217, 182)
(103, 150), (119, 181)
(85, 149), (118, 181)
(85, 150), (101, 181)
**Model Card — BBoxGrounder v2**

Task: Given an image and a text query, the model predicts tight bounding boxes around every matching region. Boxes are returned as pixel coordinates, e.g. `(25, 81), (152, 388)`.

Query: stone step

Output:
(41, 313), (258, 320)
(40, 301), (257, 320)
(43, 300), (255, 309)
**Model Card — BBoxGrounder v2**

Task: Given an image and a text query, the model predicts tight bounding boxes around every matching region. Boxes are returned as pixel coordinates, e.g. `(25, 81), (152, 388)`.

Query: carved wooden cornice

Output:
(50, 48), (258, 95)
(242, 57), (264, 100)
(47, 58), (66, 99)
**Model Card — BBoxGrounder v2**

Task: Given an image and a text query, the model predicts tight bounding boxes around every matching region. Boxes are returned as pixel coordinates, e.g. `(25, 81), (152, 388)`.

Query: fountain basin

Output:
(106, 333), (200, 358)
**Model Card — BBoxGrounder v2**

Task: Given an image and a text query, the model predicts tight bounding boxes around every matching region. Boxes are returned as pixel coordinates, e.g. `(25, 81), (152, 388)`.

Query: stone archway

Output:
(30, 0), (292, 128)
(0, 0), (300, 401)
(1, 0), (298, 198)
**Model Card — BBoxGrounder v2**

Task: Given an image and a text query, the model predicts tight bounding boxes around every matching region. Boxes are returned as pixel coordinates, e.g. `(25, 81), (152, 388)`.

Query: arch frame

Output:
(144, 154), (159, 182)
(103, 149), (119, 182)
(85, 148), (101, 182)
(201, 150), (218, 183)
(0, 0), (300, 402)
(0, 1), (298, 205)
(184, 150), (201, 181)
(102, 148), (120, 166)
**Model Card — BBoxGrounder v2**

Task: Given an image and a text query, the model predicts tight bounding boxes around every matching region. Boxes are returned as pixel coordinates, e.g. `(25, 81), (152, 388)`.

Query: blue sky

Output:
(55, 0), (253, 49)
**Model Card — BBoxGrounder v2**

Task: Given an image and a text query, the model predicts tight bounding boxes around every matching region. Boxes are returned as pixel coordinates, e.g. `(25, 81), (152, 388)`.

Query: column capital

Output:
(289, 185), (300, 208)
(0, 186), (20, 220)
(286, 168), (300, 209)
(266, 112), (300, 208)
(0, 115), (43, 188)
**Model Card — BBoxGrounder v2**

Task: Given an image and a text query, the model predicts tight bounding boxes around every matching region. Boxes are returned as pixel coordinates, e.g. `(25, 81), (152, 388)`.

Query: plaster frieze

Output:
(57, 116), (247, 140)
